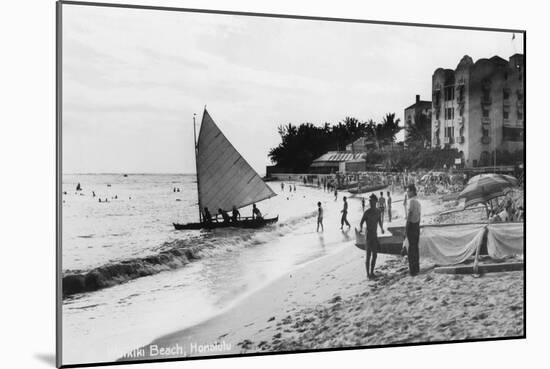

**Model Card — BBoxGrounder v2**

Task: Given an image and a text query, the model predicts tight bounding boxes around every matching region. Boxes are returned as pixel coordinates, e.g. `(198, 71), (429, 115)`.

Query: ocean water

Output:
(61, 174), (405, 365)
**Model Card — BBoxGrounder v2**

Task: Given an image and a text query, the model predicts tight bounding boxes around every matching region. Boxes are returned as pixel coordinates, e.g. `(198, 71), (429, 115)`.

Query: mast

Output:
(193, 112), (202, 223)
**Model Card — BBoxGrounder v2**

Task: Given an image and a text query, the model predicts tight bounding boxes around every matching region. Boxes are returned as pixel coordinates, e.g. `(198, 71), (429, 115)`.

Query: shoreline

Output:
(121, 193), (524, 362)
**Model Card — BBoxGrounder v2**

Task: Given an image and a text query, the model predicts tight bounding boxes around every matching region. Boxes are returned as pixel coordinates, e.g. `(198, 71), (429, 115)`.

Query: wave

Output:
(62, 213), (316, 298)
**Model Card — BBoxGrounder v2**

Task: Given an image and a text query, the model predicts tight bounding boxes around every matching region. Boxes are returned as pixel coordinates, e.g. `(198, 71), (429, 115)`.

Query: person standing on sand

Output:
(334, 189), (338, 201)
(361, 197), (365, 212)
(403, 186), (408, 220)
(378, 192), (386, 225)
(359, 194), (384, 279)
(317, 202), (324, 232)
(340, 196), (350, 230)
(405, 184), (421, 276)
(387, 191), (392, 222)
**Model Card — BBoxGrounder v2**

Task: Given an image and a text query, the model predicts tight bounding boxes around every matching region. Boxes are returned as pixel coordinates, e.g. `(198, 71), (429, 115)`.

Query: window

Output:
(458, 85), (465, 101)
(503, 110), (509, 120)
(482, 107), (490, 118)
(444, 86), (454, 101)
(517, 108), (524, 120)
(503, 89), (510, 100)
(445, 126), (454, 138)
(482, 127), (489, 137)
(445, 107), (454, 120)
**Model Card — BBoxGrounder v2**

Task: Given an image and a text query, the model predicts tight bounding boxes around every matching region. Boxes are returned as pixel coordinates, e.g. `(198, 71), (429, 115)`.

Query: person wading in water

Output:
(317, 202), (324, 232)
(359, 194), (384, 279)
(340, 196), (350, 230)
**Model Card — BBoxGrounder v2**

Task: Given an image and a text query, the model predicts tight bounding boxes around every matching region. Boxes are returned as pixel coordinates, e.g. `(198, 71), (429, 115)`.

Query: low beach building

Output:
(309, 151), (364, 174)
(431, 54), (524, 168)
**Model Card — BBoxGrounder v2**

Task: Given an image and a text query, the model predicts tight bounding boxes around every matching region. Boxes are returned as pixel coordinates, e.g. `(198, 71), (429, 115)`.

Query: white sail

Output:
(196, 110), (276, 214)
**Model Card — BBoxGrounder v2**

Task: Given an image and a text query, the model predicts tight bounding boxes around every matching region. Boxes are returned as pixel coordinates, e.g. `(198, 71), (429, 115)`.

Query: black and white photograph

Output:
(52, 0), (528, 367)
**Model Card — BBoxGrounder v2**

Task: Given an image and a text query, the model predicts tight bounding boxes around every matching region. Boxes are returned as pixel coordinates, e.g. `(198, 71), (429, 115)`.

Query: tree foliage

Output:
(268, 114), (403, 171)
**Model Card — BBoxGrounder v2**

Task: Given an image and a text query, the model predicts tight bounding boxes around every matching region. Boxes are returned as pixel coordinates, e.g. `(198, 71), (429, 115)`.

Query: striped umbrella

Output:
(467, 173), (518, 186)
(459, 173), (517, 209)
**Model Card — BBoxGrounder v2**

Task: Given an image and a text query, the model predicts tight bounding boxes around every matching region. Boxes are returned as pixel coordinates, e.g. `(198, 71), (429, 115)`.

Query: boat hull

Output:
(348, 184), (388, 195)
(354, 228), (404, 255)
(173, 216), (279, 230)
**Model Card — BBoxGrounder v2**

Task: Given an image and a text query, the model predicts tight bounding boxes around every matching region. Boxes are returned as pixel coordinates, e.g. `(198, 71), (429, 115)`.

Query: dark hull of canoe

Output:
(348, 184), (388, 195)
(173, 216), (279, 230)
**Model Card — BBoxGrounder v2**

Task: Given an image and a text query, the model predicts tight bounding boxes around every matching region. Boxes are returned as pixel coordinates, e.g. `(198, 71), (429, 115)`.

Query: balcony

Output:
(457, 117), (464, 126)
(482, 117), (491, 125)
(434, 120), (440, 128)
(481, 96), (492, 105)
(457, 136), (465, 144)
(481, 136), (491, 144)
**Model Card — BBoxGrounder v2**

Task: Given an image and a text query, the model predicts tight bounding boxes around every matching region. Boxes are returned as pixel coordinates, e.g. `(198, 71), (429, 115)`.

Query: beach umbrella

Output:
(458, 174), (517, 209)
(467, 173), (518, 186)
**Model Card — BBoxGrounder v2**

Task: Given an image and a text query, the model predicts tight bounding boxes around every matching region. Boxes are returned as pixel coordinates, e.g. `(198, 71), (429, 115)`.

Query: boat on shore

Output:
(348, 184), (387, 195)
(174, 109), (278, 230)
(174, 215), (279, 230)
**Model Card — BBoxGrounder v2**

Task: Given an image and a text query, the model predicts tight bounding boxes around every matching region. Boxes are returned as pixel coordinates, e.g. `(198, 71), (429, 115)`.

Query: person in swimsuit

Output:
(203, 207), (213, 224)
(340, 196), (350, 230)
(231, 205), (241, 223)
(218, 208), (231, 223)
(359, 194), (384, 279)
(317, 201), (324, 232)
(252, 203), (263, 220)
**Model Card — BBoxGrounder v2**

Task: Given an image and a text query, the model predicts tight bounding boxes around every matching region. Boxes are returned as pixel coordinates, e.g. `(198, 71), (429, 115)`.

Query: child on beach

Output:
(317, 202), (324, 232)
(359, 194), (384, 279)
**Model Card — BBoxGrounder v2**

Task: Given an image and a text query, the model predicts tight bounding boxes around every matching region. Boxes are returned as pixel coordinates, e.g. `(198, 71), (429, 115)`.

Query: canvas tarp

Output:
(403, 222), (524, 266)
(486, 222), (524, 259)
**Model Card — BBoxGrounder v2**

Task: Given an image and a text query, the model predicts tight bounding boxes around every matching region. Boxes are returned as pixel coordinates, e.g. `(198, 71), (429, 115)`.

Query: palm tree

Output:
(405, 112), (431, 149)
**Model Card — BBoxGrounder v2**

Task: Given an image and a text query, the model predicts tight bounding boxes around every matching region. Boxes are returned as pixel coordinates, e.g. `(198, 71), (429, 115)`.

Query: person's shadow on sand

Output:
(34, 353), (55, 366)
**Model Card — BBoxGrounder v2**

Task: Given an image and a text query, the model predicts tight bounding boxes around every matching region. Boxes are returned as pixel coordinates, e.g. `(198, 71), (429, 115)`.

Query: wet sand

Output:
(121, 192), (523, 361)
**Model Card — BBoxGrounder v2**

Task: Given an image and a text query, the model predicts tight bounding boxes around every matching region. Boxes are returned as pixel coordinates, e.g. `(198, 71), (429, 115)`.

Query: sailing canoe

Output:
(174, 109), (278, 230)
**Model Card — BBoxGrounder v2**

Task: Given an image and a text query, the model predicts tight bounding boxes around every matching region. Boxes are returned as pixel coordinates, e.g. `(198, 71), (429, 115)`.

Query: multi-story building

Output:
(431, 54), (524, 167)
(404, 94), (432, 147)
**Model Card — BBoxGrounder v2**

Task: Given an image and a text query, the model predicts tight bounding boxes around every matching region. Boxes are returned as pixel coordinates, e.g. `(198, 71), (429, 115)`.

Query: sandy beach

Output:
(122, 192), (524, 361)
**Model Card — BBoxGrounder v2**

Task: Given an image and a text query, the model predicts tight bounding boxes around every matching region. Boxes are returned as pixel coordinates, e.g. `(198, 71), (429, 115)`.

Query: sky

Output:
(62, 3), (524, 174)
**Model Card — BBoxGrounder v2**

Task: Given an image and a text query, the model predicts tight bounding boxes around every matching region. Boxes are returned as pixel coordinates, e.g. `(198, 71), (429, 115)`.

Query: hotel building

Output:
(431, 54), (524, 167)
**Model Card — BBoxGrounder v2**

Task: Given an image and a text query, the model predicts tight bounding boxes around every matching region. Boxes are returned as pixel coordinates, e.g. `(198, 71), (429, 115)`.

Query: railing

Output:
(481, 136), (491, 144)
(457, 136), (465, 144)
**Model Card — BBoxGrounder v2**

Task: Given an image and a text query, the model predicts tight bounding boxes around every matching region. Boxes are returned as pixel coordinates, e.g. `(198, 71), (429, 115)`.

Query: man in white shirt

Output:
(405, 184), (421, 276)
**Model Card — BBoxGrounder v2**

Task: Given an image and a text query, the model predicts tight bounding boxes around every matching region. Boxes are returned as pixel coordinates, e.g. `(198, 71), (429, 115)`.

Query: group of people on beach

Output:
(201, 203), (263, 225)
(359, 184), (421, 279)
(316, 183), (421, 279)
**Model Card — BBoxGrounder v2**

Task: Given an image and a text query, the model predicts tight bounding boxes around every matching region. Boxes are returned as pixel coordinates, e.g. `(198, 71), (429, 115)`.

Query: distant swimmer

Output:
(252, 203), (263, 220)
(281, 182), (284, 191)
(218, 208), (231, 223)
(76, 182), (82, 191)
(203, 207), (213, 224)
(114, 195), (118, 199)
(359, 194), (384, 279)
(99, 198), (102, 203)
(340, 196), (350, 230)
(173, 188), (176, 192)
(317, 202), (324, 232)
(231, 205), (241, 222)
(92, 191), (96, 197)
